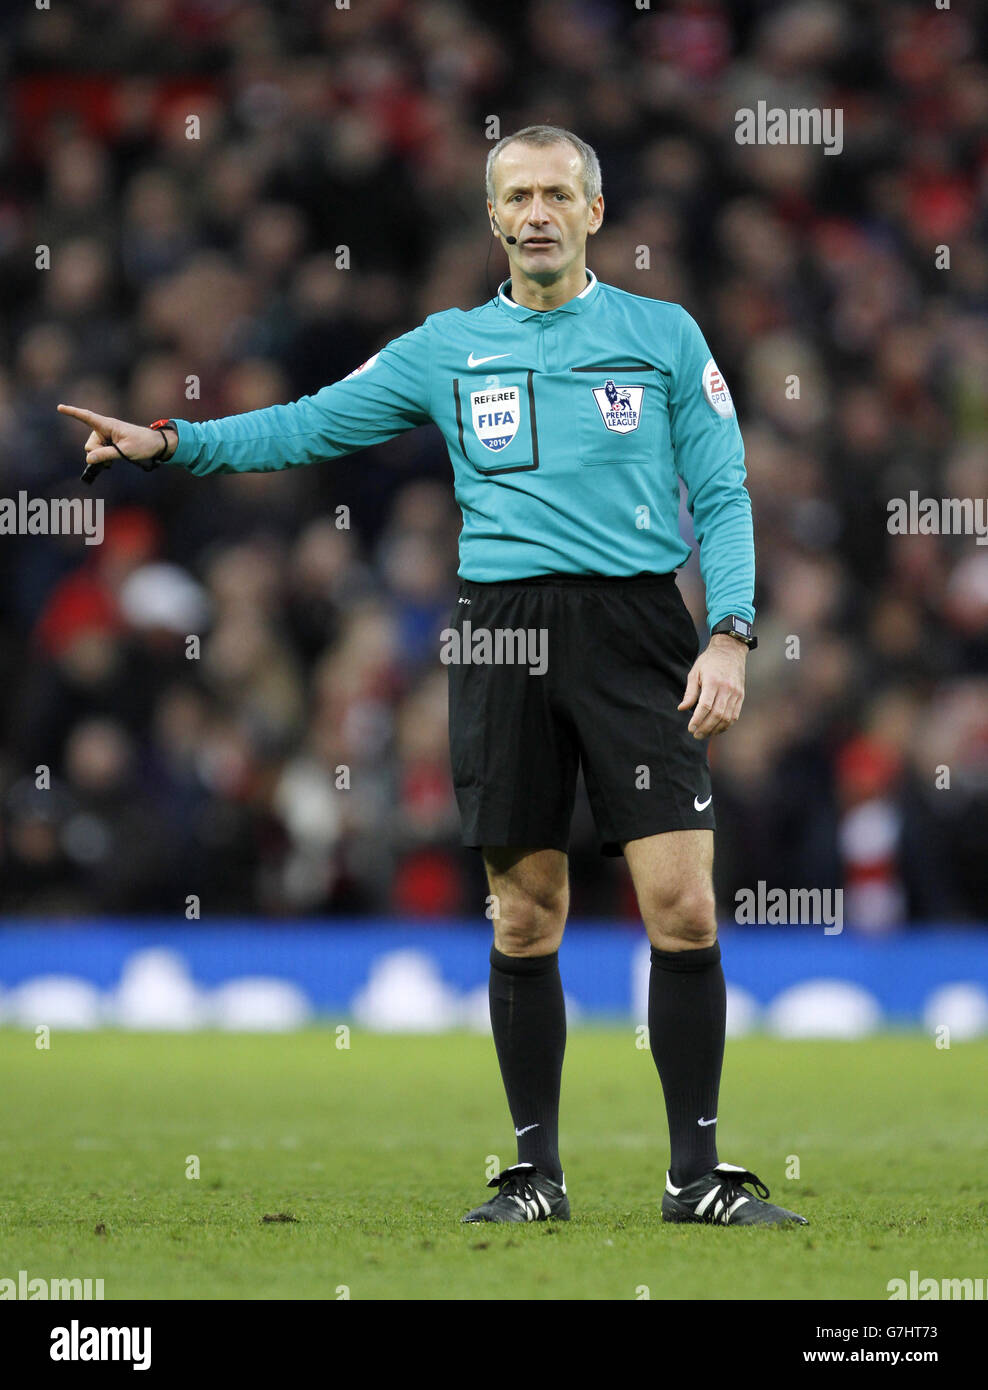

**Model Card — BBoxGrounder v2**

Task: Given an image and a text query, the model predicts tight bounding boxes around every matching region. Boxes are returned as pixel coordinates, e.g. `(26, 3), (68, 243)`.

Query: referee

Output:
(58, 125), (806, 1228)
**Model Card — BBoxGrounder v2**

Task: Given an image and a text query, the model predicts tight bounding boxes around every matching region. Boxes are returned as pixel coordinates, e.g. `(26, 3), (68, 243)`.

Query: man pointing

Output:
(59, 124), (806, 1228)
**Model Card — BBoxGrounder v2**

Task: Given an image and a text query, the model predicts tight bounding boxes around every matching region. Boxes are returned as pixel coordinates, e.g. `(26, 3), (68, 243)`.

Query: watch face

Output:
(713, 617), (754, 645)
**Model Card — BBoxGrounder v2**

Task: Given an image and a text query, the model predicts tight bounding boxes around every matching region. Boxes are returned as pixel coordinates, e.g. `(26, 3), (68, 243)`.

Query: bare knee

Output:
(640, 881), (717, 952)
(493, 881), (567, 955)
(486, 849), (568, 956)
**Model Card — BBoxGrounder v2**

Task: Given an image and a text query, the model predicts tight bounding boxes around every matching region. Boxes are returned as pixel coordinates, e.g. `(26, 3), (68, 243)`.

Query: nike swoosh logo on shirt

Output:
(697, 1117), (717, 1127)
(468, 352), (511, 367)
(694, 794), (713, 812)
(514, 1123), (539, 1136)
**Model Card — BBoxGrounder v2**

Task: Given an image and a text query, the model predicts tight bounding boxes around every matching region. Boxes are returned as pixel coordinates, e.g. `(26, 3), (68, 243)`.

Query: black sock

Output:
(488, 946), (566, 1184)
(648, 941), (726, 1187)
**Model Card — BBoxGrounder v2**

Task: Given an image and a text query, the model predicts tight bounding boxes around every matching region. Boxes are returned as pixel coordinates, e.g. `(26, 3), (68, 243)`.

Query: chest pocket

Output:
(452, 371), (538, 476)
(571, 365), (660, 466)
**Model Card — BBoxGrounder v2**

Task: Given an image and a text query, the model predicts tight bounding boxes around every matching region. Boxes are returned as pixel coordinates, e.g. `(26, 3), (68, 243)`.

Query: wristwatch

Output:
(711, 615), (757, 650)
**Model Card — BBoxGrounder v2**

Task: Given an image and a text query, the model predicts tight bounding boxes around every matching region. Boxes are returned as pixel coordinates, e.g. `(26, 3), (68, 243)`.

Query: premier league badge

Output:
(471, 386), (520, 452)
(592, 380), (644, 434)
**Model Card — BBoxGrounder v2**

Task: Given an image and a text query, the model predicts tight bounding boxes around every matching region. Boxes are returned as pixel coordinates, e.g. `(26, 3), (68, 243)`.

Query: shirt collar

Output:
(497, 268), (598, 319)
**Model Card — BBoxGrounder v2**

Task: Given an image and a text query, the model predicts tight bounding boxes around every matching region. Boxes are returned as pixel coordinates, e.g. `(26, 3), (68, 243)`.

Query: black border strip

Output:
(452, 372), (540, 476)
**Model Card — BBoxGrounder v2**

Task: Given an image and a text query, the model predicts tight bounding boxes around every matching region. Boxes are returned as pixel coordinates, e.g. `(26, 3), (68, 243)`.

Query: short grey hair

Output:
(486, 125), (602, 207)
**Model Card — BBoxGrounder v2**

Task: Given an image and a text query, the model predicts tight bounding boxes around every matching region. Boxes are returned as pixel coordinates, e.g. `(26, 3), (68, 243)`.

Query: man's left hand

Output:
(678, 633), (747, 740)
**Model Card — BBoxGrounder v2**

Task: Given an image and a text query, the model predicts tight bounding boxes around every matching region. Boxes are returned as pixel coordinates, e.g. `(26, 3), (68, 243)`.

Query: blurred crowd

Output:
(0, 0), (985, 925)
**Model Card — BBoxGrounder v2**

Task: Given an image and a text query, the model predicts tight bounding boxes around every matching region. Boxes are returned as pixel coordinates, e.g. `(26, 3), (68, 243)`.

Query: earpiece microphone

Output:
(491, 219), (517, 245)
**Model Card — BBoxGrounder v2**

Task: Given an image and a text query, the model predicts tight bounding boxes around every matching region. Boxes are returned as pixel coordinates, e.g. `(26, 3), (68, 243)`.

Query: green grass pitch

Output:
(0, 1028), (984, 1301)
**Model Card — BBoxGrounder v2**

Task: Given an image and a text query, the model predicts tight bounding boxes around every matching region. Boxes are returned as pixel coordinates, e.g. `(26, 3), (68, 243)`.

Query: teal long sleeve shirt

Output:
(166, 271), (754, 629)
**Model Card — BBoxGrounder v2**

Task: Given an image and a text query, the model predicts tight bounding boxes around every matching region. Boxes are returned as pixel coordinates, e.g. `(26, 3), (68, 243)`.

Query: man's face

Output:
(488, 141), (604, 284)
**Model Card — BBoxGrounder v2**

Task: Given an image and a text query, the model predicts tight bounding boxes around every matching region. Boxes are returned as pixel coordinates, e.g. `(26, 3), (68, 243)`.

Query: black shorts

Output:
(447, 571), (715, 856)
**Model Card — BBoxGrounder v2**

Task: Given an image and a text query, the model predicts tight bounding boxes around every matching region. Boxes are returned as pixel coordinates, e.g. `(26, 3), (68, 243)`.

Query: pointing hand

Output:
(57, 403), (174, 483)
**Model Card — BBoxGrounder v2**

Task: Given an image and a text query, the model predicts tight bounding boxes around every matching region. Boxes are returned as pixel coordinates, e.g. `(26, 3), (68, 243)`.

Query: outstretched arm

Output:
(58, 320), (434, 481)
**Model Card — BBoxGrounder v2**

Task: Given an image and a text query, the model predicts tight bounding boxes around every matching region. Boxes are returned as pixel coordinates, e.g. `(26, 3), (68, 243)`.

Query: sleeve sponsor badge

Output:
(702, 358), (734, 417)
(343, 351), (380, 380)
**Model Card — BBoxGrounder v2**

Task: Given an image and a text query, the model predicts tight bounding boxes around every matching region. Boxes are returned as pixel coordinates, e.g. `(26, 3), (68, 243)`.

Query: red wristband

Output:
(148, 419), (175, 462)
